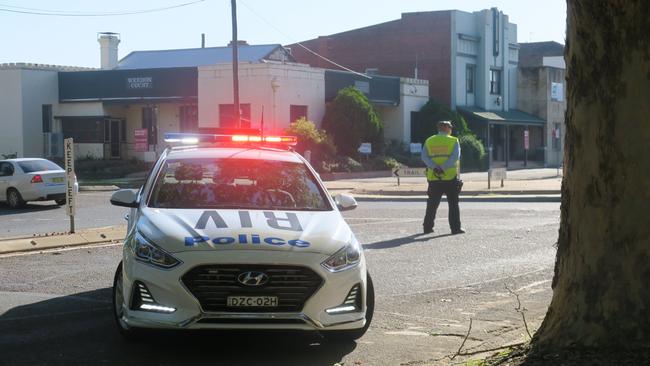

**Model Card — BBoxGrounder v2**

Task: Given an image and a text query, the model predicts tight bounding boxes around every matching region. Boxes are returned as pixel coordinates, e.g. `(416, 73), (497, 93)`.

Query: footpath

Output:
(324, 167), (562, 202)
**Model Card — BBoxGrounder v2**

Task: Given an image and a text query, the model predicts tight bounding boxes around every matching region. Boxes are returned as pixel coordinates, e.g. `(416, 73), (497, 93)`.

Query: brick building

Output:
(290, 8), (550, 168)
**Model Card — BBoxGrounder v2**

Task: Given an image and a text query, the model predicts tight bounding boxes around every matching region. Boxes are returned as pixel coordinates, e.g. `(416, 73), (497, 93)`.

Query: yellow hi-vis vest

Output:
(424, 134), (459, 181)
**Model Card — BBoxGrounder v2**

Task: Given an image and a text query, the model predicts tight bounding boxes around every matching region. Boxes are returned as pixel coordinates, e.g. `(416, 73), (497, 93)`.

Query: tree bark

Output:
(533, 0), (650, 349)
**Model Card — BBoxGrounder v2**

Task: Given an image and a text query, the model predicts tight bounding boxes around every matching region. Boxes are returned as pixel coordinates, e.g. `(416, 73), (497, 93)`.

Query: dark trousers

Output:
(423, 178), (461, 232)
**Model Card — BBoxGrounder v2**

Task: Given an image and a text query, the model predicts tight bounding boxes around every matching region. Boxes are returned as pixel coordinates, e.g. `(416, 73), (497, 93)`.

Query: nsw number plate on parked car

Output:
(227, 296), (278, 307)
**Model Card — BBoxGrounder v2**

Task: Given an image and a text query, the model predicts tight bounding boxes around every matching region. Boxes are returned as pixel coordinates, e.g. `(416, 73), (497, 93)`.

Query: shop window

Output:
(219, 104), (251, 128)
(62, 118), (104, 143)
(289, 105), (308, 123)
(180, 105), (198, 133)
(466, 65), (475, 94)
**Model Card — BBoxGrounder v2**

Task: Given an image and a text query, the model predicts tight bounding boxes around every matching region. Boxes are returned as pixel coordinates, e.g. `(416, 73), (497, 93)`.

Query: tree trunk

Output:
(533, 0), (650, 349)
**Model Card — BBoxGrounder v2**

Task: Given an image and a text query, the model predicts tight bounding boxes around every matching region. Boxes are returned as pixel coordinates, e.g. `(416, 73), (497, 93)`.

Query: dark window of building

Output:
(289, 105), (308, 123)
(104, 120), (110, 143)
(219, 104), (251, 128)
(42, 105), (52, 133)
(62, 118), (105, 143)
(180, 105), (198, 133)
(121, 120), (127, 142)
(466, 65), (475, 94)
(490, 69), (501, 95)
(142, 107), (157, 144)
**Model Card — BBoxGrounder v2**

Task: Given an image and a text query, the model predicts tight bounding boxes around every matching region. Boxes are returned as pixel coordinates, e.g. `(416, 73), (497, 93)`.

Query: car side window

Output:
(0, 163), (14, 177)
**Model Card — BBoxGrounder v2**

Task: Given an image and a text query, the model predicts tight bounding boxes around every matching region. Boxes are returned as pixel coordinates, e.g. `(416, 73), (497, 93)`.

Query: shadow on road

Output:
(363, 232), (453, 250)
(0, 288), (356, 366)
(0, 202), (60, 216)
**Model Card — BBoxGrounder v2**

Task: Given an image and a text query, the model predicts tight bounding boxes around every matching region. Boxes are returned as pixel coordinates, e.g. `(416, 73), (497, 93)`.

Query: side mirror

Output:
(335, 193), (358, 211)
(110, 189), (139, 208)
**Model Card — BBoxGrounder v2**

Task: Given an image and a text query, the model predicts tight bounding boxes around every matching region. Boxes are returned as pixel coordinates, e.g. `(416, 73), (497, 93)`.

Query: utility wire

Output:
(0, 0), (205, 17)
(238, 0), (370, 79)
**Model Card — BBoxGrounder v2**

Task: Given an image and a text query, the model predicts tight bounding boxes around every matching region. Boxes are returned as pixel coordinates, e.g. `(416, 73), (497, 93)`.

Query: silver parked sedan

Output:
(0, 158), (77, 209)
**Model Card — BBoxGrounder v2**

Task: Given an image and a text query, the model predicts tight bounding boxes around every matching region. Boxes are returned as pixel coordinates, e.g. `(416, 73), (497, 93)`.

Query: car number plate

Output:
(227, 296), (278, 307)
(51, 177), (64, 183)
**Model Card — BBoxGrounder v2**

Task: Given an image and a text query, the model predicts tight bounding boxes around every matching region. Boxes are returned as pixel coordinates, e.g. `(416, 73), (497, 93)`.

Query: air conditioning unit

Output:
(44, 132), (64, 157)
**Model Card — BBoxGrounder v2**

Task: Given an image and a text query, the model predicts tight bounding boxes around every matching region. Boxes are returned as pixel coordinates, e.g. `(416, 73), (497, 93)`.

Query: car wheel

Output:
(7, 188), (25, 209)
(323, 272), (375, 342)
(112, 262), (140, 339)
(55, 198), (66, 206)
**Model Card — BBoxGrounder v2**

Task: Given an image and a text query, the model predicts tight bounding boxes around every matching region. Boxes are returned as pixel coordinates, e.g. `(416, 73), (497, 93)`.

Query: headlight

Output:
(321, 235), (361, 272)
(132, 231), (181, 269)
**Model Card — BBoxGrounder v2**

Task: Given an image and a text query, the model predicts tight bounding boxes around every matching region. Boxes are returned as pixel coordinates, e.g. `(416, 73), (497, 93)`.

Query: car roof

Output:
(1, 158), (50, 162)
(165, 147), (304, 163)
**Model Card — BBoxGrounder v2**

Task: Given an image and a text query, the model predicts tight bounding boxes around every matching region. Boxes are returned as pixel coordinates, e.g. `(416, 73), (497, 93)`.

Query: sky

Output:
(0, 0), (566, 68)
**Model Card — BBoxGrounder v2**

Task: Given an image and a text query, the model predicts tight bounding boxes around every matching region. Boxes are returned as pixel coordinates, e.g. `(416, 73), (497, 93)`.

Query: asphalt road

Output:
(0, 192), (126, 237)
(0, 200), (560, 365)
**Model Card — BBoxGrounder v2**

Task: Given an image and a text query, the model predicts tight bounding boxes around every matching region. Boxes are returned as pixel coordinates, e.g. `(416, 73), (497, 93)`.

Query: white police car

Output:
(110, 132), (373, 340)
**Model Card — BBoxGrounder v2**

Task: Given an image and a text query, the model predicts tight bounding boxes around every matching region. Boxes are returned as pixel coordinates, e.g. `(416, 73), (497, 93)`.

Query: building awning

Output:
(458, 106), (546, 125)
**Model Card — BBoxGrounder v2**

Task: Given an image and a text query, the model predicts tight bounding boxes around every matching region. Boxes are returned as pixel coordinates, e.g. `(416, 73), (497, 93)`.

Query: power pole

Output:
(231, 0), (241, 128)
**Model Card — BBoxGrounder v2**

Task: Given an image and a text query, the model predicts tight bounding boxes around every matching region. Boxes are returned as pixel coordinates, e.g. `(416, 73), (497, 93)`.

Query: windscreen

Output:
(18, 160), (62, 173)
(148, 158), (330, 211)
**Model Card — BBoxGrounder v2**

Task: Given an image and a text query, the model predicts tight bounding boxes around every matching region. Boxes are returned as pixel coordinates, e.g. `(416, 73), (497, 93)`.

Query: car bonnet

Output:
(135, 207), (352, 255)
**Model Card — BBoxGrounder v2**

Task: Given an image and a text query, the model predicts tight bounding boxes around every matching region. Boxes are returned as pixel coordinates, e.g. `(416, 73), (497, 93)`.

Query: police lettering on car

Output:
(184, 210), (310, 247)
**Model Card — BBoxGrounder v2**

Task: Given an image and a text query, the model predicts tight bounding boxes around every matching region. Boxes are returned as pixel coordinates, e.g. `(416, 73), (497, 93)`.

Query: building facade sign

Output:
(127, 77), (153, 89)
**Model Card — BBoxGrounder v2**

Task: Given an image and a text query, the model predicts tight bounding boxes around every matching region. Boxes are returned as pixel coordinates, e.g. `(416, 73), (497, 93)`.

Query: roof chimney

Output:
(98, 32), (120, 69)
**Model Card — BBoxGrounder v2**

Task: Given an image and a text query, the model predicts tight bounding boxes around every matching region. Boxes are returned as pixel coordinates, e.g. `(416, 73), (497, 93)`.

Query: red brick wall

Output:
(288, 11), (452, 106)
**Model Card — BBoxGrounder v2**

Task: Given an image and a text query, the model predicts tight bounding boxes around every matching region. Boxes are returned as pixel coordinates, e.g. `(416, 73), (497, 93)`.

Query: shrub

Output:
(321, 86), (383, 156)
(459, 134), (487, 172)
(286, 118), (337, 170)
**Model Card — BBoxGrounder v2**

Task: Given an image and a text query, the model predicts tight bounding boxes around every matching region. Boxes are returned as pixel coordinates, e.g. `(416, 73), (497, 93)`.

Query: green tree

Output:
(321, 86), (383, 156)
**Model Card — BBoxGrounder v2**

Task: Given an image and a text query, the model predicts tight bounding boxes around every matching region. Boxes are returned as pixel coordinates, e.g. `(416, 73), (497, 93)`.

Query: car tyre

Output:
(55, 198), (66, 206)
(322, 272), (375, 342)
(7, 188), (25, 209)
(112, 261), (141, 339)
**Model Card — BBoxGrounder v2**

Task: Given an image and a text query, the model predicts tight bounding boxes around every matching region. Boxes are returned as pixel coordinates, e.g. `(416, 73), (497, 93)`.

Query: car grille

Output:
(181, 265), (323, 313)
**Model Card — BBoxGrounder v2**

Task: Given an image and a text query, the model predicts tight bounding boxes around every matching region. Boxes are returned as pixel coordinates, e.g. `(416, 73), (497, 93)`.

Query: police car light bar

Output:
(164, 133), (297, 146)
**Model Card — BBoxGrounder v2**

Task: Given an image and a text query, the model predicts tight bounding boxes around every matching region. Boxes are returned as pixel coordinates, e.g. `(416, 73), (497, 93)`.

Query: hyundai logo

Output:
(237, 271), (269, 286)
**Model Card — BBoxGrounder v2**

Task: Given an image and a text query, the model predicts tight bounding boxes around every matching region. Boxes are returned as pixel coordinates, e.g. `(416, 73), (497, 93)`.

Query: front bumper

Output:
(120, 249), (368, 331)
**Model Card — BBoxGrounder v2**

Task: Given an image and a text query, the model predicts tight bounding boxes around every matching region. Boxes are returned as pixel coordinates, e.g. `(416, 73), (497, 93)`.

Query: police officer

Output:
(421, 120), (464, 235)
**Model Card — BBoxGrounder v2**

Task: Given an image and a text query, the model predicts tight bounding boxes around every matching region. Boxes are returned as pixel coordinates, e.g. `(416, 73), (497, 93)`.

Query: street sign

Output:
(64, 138), (76, 233)
(358, 143), (372, 155)
(524, 130), (530, 150)
(134, 129), (148, 152)
(409, 143), (422, 154)
(397, 167), (427, 177)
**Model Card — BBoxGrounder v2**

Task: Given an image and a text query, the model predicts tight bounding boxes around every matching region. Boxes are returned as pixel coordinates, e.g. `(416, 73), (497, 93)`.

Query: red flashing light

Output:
(31, 175), (43, 183)
(230, 135), (297, 145)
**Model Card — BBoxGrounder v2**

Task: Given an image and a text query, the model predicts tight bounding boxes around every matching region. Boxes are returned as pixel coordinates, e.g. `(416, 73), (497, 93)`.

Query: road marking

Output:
(378, 267), (551, 298)
(384, 330), (430, 336)
(516, 279), (551, 292)
(0, 242), (123, 258)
